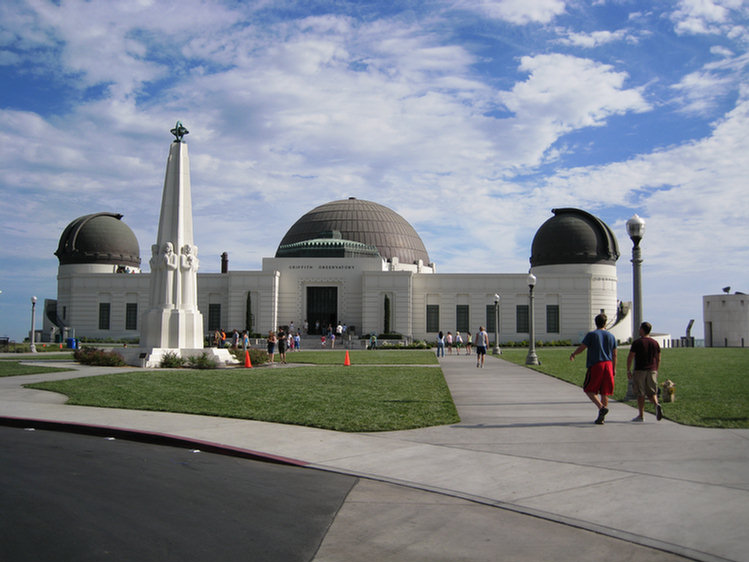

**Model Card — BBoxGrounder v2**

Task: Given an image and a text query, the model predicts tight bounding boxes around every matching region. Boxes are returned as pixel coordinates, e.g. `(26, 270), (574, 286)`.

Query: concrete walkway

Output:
(1, 353), (747, 561)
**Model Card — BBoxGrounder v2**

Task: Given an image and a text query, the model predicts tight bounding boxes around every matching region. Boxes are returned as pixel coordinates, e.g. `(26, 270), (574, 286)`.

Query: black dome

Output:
(277, 198), (430, 264)
(55, 213), (141, 267)
(531, 208), (619, 267)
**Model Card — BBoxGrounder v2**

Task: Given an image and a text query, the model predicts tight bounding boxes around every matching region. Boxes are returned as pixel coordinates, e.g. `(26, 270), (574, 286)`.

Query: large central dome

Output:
(277, 198), (431, 265)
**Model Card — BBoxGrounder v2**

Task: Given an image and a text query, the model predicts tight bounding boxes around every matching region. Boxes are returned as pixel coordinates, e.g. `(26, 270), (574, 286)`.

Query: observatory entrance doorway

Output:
(306, 286), (337, 335)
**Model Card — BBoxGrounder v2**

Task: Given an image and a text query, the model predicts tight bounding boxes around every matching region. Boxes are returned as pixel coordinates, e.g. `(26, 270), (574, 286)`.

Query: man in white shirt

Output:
(475, 326), (489, 368)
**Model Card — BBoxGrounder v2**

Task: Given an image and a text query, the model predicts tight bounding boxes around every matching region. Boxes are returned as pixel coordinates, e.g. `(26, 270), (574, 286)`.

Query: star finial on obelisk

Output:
(170, 121), (189, 142)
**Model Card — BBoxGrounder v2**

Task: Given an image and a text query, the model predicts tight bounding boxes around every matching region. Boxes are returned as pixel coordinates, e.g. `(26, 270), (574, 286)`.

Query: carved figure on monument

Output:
(150, 242), (178, 307)
(180, 243), (199, 306)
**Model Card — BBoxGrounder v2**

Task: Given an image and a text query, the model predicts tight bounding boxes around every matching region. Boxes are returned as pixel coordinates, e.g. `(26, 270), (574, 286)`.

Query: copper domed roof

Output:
(55, 212), (141, 267)
(277, 198), (430, 264)
(531, 208), (619, 267)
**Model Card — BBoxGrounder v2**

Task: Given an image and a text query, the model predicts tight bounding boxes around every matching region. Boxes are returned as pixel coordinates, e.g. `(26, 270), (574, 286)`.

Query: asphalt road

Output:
(0, 426), (356, 562)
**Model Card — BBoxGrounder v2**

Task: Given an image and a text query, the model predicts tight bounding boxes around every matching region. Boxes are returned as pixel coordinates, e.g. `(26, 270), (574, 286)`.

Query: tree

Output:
(384, 294), (391, 334)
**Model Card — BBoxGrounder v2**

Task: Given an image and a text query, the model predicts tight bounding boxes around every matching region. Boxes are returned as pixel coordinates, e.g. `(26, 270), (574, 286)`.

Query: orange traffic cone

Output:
(344, 350), (351, 366)
(244, 350), (252, 368)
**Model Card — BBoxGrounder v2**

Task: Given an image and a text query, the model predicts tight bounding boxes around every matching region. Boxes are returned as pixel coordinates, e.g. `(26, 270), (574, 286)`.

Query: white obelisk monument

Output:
(133, 122), (235, 367)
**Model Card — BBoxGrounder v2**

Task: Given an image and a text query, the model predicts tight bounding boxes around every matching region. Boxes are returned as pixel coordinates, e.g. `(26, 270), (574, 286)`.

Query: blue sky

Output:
(1, 0), (748, 341)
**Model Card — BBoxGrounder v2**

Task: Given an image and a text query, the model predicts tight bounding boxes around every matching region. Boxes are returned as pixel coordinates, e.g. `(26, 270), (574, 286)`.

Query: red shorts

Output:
(583, 361), (615, 395)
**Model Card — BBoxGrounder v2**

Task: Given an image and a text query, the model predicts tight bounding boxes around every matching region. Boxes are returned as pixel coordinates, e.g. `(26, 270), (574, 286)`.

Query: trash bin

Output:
(66, 338), (77, 350)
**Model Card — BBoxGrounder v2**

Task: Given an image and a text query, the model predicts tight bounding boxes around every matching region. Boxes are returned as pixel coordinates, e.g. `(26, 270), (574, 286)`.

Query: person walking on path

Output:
(277, 329), (287, 363)
(627, 321), (664, 422)
(436, 331), (445, 357)
(267, 331), (277, 365)
(455, 331), (463, 354)
(475, 326), (489, 368)
(446, 332), (453, 354)
(570, 313), (617, 425)
(465, 331), (472, 355)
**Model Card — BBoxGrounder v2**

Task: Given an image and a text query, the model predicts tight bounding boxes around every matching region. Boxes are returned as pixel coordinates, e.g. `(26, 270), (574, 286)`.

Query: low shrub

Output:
(230, 348), (269, 365)
(360, 333), (403, 340)
(502, 339), (572, 348)
(185, 353), (218, 369)
(160, 351), (184, 368)
(74, 347), (126, 367)
(379, 341), (431, 350)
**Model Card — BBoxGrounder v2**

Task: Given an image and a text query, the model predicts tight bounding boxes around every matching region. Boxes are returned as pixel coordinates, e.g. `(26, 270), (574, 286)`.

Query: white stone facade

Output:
(52, 254), (631, 345)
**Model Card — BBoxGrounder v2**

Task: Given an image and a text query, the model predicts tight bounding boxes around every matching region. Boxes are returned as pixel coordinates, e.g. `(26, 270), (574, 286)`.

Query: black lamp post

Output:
(525, 273), (539, 365)
(30, 296), (37, 353)
(493, 294), (501, 355)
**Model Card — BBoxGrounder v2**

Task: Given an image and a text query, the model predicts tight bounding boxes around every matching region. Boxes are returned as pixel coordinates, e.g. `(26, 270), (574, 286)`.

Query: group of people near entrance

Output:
(437, 314), (664, 424)
(436, 327), (490, 367)
(436, 331), (473, 356)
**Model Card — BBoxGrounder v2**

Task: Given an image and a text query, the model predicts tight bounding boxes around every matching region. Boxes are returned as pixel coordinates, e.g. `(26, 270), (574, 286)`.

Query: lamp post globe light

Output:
(525, 273), (539, 365)
(30, 296), (37, 353)
(626, 214), (645, 400)
(493, 294), (501, 355)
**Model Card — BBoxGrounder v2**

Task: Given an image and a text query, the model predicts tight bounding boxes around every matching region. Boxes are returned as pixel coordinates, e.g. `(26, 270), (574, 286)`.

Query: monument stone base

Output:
(120, 346), (238, 369)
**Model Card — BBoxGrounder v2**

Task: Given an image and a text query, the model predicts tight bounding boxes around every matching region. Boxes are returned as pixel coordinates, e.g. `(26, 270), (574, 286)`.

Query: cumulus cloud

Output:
(493, 54), (651, 168)
(555, 28), (636, 47)
(671, 0), (748, 38)
(1, 1), (748, 340)
(671, 51), (749, 114)
(451, 0), (566, 24)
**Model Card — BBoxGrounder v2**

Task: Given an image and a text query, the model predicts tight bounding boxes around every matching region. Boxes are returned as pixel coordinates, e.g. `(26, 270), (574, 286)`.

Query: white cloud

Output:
(671, 0), (748, 37)
(555, 28), (635, 47)
(493, 54), (651, 168)
(671, 50), (749, 114)
(451, 0), (566, 24)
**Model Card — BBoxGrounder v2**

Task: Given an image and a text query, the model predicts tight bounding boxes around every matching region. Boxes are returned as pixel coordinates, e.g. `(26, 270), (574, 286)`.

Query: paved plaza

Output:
(1, 352), (747, 561)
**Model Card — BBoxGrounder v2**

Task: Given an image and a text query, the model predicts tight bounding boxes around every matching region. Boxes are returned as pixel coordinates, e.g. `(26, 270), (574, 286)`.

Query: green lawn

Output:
(282, 349), (438, 365)
(27, 363), (459, 432)
(498, 347), (749, 428)
(0, 361), (75, 377)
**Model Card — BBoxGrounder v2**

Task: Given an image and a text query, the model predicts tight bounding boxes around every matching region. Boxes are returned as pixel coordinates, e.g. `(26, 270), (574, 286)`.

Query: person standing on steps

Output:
(475, 326), (489, 368)
(627, 321), (664, 422)
(570, 313), (617, 425)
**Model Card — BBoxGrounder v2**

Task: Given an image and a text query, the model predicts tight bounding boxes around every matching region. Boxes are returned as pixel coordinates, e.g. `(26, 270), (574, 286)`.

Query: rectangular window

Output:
(426, 305), (440, 333)
(546, 305), (560, 334)
(516, 305), (529, 334)
(208, 304), (221, 332)
(486, 305), (496, 334)
(456, 305), (469, 332)
(125, 303), (138, 330)
(98, 303), (111, 330)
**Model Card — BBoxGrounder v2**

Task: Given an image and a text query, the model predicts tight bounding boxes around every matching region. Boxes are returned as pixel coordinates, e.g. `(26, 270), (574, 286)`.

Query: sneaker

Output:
(656, 404), (663, 421)
(631, 415), (644, 422)
(595, 407), (609, 425)
(476, 363), (480, 368)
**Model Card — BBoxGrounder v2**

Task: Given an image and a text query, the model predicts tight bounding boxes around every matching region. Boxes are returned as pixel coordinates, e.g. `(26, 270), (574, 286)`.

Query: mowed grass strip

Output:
(498, 347), (749, 428)
(283, 349), (438, 365)
(0, 361), (75, 377)
(27, 365), (459, 432)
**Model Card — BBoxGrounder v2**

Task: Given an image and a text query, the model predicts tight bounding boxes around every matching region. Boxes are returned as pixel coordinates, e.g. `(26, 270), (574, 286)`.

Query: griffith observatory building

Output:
(45, 130), (632, 347)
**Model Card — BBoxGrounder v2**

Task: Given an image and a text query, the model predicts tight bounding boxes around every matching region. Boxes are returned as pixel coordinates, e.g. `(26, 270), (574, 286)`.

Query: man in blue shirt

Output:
(570, 313), (617, 424)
